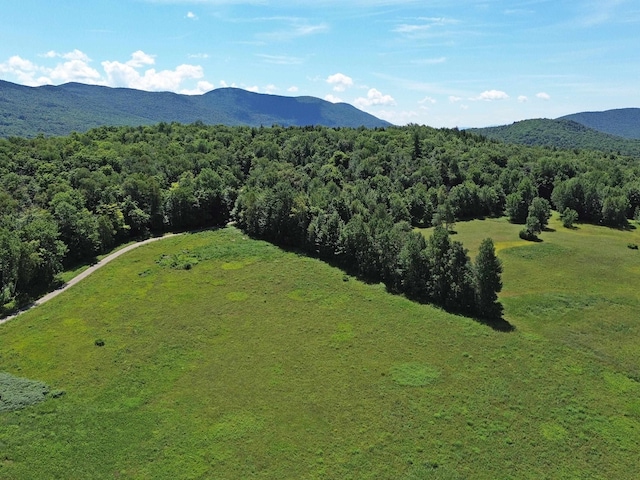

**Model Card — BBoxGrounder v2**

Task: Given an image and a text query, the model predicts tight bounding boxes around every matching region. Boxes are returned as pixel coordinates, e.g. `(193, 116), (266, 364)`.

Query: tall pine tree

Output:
(474, 238), (503, 319)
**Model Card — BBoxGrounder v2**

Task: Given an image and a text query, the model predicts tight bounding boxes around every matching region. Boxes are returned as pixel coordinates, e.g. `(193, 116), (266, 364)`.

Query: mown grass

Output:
(1, 223), (639, 479)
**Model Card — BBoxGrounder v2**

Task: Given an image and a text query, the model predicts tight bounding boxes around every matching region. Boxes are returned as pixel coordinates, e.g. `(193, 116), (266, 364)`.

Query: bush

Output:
(519, 228), (537, 241)
(628, 243), (639, 250)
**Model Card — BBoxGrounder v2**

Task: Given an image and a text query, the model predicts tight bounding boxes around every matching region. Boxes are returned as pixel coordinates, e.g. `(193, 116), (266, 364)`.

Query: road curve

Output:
(0, 233), (180, 326)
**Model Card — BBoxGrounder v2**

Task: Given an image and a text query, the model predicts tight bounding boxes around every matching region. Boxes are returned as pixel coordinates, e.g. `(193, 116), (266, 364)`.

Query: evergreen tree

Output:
(474, 238), (503, 319)
(425, 225), (451, 305)
(398, 231), (429, 301)
(444, 240), (476, 313)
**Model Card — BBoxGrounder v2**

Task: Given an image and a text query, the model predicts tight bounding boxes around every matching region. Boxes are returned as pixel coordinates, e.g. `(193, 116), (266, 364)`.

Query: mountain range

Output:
(467, 109), (640, 157)
(0, 80), (391, 137)
(1, 79), (639, 157)
(559, 109), (640, 140)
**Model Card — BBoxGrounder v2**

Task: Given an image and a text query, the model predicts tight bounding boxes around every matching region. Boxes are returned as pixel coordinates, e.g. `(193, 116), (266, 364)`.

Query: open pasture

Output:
(1, 224), (639, 479)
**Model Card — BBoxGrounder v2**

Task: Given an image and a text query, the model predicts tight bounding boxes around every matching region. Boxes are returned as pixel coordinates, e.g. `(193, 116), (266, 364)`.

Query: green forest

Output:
(468, 118), (640, 157)
(2, 122), (639, 318)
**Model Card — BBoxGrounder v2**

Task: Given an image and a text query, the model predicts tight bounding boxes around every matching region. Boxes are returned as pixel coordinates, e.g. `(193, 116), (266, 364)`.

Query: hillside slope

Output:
(559, 108), (640, 139)
(1, 224), (639, 479)
(467, 118), (640, 157)
(0, 80), (391, 137)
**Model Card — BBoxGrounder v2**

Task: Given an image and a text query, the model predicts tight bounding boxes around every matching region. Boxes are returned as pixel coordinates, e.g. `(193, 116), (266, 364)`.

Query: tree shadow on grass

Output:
(0, 300), (36, 322)
(261, 238), (516, 332)
(473, 315), (515, 332)
(520, 235), (543, 243)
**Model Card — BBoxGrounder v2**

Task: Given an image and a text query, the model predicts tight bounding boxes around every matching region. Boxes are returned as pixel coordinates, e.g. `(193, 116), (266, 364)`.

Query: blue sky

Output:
(1, 0), (638, 127)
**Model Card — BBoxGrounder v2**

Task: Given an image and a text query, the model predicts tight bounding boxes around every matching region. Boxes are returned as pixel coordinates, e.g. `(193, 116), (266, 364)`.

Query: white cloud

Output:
(354, 88), (396, 109)
(100, 57), (203, 92)
(1, 59), (46, 85)
(186, 11), (198, 20)
(326, 72), (353, 92)
(287, 86), (299, 93)
(180, 80), (214, 95)
(449, 95), (462, 103)
(0, 55), (39, 76)
(49, 58), (101, 83)
(10, 49), (101, 85)
(0, 50), (211, 93)
(419, 96), (437, 104)
(375, 109), (418, 125)
(127, 50), (156, 68)
(536, 92), (551, 100)
(188, 53), (210, 59)
(518, 95), (528, 103)
(264, 84), (277, 94)
(62, 49), (91, 62)
(475, 90), (509, 101)
(324, 94), (342, 103)
(39, 50), (88, 61)
(219, 80), (241, 89)
(246, 85), (260, 93)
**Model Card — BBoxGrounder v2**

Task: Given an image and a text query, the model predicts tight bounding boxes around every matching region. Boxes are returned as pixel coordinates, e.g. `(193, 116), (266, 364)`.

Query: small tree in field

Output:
(528, 197), (551, 230)
(560, 207), (578, 228)
(474, 238), (503, 319)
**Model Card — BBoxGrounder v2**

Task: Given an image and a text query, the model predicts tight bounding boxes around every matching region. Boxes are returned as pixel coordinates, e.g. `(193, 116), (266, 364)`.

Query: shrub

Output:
(519, 228), (537, 241)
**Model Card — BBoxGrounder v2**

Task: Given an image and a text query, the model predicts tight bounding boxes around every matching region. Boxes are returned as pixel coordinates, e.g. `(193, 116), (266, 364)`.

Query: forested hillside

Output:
(560, 108), (640, 139)
(467, 118), (640, 157)
(1, 123), (639, 317)
(0, 81), (391, 138)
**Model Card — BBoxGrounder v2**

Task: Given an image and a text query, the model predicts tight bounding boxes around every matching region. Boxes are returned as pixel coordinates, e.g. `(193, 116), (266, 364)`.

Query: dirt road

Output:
(0, 233), (179, 326)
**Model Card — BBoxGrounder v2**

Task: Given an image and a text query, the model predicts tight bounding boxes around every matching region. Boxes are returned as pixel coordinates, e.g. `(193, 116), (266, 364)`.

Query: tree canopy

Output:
(1, 122), (638, 316)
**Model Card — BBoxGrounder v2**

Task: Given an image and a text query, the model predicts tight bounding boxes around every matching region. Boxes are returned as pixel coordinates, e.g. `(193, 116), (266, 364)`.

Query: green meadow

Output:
(1, 220), (639, 479)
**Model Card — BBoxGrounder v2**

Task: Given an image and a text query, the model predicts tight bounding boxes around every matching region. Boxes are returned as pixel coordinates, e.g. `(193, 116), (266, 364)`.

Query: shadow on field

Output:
(474, 316), (515, 332)
(279, 244), (517, 333)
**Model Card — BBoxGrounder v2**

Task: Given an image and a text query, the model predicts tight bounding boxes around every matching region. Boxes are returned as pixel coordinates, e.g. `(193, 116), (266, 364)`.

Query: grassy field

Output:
(1, 221), (639, 479)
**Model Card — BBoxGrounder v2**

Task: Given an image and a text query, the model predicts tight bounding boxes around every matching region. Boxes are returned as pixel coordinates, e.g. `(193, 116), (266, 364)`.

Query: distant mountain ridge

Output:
(559, 108), (640, 139)
(467, 114), (640, 157)
(0, 80), (392, 137)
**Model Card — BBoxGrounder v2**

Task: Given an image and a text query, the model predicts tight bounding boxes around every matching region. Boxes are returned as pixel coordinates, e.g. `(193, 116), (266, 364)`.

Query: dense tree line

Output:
(1, 122), (639, 316)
